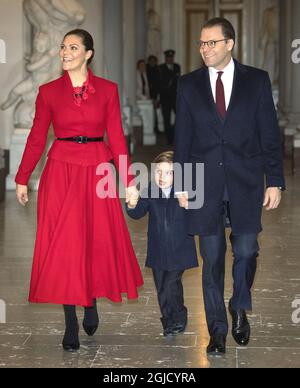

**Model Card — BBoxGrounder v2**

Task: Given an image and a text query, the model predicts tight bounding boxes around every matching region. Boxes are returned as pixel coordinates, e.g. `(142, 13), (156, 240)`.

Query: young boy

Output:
(126, 151), (198, 336)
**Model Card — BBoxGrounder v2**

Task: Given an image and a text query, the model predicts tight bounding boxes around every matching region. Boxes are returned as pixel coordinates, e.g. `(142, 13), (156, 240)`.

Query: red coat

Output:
(15, 69), (133, 186)
(15, 70), (143, 307)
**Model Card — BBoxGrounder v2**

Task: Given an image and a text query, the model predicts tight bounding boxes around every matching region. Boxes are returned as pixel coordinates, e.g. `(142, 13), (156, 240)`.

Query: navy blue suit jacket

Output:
(174, 60), (285, 236)
(126, 184), (198, 271)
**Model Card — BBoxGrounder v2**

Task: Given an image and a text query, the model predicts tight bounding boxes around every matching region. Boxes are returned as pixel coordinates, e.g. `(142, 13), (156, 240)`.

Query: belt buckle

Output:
(76, 136), (88, 144)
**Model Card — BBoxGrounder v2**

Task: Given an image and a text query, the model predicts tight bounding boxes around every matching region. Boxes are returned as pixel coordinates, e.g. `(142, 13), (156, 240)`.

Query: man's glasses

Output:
(197, 39), (228, 49)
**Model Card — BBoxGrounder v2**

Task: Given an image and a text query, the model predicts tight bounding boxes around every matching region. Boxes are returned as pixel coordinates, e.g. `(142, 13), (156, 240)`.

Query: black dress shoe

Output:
(229, 300), (250, 346)
(62, 323), (80, 352)
(206, 336), (226, 356)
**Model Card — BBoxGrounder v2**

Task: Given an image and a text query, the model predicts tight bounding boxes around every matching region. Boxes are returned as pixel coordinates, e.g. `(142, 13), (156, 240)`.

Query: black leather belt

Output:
(56, 136), (104, 144)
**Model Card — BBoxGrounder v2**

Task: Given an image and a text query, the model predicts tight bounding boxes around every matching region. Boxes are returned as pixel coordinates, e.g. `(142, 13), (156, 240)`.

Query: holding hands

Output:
(126, 185), (140, 209)
(177, 192), (189, 210)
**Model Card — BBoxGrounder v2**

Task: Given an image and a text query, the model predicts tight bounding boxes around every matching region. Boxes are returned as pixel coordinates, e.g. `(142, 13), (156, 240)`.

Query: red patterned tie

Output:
(216, 71), (226, 118)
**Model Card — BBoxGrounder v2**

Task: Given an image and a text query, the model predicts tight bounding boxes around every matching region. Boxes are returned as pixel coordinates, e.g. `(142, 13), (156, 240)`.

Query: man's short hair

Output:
(202, 17), (236, 43)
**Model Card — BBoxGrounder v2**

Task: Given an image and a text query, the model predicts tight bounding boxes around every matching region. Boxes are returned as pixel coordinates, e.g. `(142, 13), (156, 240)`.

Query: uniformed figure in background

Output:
(159, 50), (181, 145)
(147, 55), (161, 134)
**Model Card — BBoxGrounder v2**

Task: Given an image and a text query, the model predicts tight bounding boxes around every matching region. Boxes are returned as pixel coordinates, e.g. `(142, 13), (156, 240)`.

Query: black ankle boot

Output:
(83, 299), (99, 337)
(62, 305), (80, 351)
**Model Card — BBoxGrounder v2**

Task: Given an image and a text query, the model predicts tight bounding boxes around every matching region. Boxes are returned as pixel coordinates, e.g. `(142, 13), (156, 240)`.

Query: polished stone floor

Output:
(0, 138), (300, 368)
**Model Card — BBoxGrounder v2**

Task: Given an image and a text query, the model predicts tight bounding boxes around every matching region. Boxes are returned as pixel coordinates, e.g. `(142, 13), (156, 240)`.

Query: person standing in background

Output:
(147, 55), (161, 134)
(159, 50), (181, 145)
(136, 59), (151, 100)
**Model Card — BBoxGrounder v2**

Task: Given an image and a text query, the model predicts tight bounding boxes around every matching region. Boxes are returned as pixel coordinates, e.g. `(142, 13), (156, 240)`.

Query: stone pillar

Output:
(123, 0), (137, 108)
(279, 0), (300, 124)
(0, 148), (5, 201)
(136, 0), (147, 60)
(103, 0), (123, 98)
(79, 0), (105, 77)
(289, 0), (300, 124)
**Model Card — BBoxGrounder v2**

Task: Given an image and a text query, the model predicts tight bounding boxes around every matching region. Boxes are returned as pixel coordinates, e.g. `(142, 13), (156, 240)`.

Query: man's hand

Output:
(16, 184), (29, 206)
(125, 186), (140, 204)
(263, 187), (282, 211)
(176, 192), (189, 210)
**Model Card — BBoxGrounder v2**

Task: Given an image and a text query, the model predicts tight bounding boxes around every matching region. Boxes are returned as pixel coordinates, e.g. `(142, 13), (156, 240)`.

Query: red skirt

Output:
(29, 158), (144, 307)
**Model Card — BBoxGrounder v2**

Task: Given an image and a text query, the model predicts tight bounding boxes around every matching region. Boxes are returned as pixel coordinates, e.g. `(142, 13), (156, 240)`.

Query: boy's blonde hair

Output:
(153, 151), (174, 165)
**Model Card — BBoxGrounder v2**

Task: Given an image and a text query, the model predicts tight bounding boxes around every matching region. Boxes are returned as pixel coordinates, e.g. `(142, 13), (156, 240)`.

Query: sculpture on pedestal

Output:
(259, 4), (279, 88)
(1, 0), (85, 128)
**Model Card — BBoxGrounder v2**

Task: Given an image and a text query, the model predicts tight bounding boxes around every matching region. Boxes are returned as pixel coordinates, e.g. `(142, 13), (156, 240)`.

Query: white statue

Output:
(260, 4), (279, 87)
(146, 1), (162, 60)
(1, 0), (85, 128)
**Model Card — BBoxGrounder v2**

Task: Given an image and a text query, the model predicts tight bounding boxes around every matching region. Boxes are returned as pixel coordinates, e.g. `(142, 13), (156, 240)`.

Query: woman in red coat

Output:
(15, 29), (143, 351)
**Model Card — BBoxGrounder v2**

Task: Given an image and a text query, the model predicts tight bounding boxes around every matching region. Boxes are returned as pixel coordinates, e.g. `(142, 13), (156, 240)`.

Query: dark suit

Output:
(126, 184), (198, 329)
(174, 60), (285, 336)
(159, 63), (181, 144)
(147, 64), (160, 101)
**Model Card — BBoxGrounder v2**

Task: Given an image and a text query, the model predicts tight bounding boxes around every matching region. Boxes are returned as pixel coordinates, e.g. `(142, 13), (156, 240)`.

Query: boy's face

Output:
(154, 162), (174, 190)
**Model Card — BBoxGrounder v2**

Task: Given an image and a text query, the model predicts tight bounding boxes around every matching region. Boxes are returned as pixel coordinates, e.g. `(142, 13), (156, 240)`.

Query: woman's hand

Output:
(125, 186), (140, 204)
(16, 184), (29, 206)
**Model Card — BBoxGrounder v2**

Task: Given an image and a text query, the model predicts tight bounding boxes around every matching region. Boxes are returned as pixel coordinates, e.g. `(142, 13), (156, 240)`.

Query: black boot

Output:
(83, 299), (99, 336)
(62, 305), (80, 352)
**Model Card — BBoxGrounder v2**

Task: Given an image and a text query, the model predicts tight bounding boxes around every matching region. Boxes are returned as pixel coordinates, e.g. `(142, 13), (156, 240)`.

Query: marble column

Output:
(123, 0), (137, 108)
(289, 0), (300, 124)
(136, 0), (147, 60)
(103, 0), (123, 98)
(279, 0), (300, 125)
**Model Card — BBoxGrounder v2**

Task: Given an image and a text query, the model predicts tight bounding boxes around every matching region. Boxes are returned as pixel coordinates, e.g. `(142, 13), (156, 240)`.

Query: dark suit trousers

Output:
(199, 202), (259, 336)
(161, 99), (176, 145)
(152, 269), (187, 329)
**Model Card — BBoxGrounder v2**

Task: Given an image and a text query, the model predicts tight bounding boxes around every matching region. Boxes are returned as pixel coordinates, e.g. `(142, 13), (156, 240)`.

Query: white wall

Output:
(0, 0), (24, 149)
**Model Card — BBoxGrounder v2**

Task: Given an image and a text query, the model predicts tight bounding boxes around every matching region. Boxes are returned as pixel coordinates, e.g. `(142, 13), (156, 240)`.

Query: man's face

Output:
(166, 56), (174, 65)
(149, 57), (157, 66)
(199, 26), (234, 70)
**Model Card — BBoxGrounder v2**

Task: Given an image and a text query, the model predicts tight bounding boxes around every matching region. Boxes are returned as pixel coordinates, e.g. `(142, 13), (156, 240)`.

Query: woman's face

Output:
(60, 34), (92, 72)
(138, 62), (146, 73)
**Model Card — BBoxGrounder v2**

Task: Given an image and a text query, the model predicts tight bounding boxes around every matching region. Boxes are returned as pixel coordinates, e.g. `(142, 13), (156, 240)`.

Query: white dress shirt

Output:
(162, 187), (172, 199)
(208, 57), (235, 109)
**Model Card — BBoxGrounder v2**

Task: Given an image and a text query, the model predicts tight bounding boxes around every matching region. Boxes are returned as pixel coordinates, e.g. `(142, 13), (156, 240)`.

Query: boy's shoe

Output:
(171, 322), (187, 335)
(163, 327), (176, 337)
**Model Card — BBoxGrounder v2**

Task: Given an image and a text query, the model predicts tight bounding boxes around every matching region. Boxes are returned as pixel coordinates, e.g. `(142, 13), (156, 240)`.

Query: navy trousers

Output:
(152, 269), (187, 329)
(199, 202), (259, 337)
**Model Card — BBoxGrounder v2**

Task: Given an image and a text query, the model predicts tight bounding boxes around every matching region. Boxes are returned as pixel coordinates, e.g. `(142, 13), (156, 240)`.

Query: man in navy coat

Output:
(174, 18), (285, 355)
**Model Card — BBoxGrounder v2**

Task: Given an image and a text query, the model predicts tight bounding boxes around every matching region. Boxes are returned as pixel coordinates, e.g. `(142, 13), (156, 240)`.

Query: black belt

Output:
(56, 136), (104, 144)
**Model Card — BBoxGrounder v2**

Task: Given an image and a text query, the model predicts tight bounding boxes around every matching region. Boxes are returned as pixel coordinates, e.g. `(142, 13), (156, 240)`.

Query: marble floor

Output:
(0, 138), (300, 368)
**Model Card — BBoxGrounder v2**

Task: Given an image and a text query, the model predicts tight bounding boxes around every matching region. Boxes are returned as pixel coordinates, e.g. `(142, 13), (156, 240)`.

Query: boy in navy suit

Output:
(126, 151), (198, 336)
